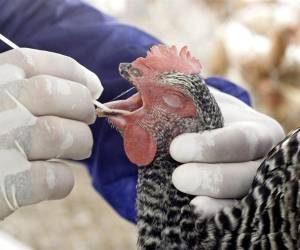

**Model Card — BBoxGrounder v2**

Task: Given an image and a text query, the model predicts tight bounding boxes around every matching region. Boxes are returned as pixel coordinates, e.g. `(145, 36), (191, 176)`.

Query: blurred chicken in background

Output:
(208, 1), (300, 131)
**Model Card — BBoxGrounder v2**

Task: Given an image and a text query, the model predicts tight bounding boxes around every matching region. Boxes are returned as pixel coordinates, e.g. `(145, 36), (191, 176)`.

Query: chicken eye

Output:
(162, 92), (185, 109)
(130, 68), (142, 77)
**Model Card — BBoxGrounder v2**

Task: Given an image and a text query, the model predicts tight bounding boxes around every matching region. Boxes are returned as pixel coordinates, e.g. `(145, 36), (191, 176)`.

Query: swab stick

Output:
(0, 33), (20, 49)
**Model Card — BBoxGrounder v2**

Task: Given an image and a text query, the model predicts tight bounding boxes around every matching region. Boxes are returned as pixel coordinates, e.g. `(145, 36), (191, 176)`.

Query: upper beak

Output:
(119, 63), (132, 81)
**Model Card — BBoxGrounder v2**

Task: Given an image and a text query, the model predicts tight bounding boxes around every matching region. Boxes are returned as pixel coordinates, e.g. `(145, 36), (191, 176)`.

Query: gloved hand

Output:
(171, 86), (285, 219)
(0, 48), (102, 219)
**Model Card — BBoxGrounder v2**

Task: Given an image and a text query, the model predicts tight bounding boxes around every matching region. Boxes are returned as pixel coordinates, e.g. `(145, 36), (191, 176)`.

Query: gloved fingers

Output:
(0, 158), (74, 219)
(25, 160), (74, 202)
(5, 75), (96, 124)
(172, 159), (262, 198)
(0, 64), (25, 83)
(170, 121), (283, 163)
(0, 48), (102, 99)
(0, 92), (93, 161)
(190, 196), (237, 219)
(27, 116), (93, 161)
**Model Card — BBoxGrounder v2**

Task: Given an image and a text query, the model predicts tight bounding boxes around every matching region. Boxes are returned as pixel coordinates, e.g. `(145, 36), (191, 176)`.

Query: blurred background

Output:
(0, 0), (300, 249)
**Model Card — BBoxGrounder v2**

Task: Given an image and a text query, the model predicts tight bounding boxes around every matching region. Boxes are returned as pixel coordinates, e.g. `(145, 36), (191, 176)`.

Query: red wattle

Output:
(124, 124), (157, 166)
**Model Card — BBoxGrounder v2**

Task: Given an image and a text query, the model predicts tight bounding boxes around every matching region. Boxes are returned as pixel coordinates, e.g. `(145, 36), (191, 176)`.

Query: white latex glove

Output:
(171, 86), (285, 218)
(0, 48), (102, 219)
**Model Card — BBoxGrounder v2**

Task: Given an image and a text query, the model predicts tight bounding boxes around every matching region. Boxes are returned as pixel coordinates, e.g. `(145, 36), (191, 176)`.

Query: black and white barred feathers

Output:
(136, 75), (299, 250)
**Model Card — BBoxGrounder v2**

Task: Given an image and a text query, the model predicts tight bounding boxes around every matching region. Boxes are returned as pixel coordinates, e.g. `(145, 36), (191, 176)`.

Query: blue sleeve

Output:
(0, 0), (251, 223)
(205, 77), (251, 106)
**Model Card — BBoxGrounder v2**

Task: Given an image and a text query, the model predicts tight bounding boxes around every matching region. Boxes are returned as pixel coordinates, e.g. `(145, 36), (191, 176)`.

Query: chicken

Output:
(99, 45), (300, 250)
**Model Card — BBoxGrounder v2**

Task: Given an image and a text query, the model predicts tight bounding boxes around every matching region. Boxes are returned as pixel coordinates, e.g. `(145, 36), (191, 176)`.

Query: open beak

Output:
(95, 62), (144, 129)
(95, 91), (143, 130)
(95, 84), (144, 131)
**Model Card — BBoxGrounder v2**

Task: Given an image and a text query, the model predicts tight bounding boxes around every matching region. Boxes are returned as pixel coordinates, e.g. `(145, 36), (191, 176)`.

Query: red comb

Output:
(132, 45), (202, 75)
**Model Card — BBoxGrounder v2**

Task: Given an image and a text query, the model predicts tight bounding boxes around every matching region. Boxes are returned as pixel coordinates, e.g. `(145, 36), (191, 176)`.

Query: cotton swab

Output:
(0, 33), (20, 49)
(93, 100), (130, 117)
